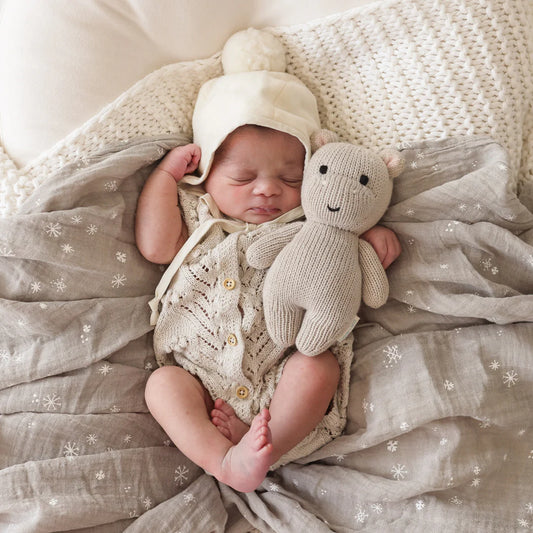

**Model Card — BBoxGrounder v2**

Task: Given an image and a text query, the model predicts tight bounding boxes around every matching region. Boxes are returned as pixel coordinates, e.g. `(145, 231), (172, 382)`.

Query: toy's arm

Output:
(359, 239), (390, 308)
(246, 222), (304, 269)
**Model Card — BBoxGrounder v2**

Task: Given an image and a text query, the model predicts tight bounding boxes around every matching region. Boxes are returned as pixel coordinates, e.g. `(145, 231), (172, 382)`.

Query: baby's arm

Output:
(135, 144), (201, 264)
(360, 225), (401, 269)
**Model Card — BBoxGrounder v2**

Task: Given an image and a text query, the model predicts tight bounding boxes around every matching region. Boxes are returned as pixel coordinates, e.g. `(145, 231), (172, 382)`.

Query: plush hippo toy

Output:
(246, 131), (404, 356)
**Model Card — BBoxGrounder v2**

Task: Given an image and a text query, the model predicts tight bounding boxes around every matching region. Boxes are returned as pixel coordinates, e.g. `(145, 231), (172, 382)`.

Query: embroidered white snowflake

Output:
(86, 434), (98, 445)
(86, 224), (98, 236)
(43, 393), (61, 411)
(63, 442), (80, 459)
(123, 434), (133, 444)
(415, 500), (425, 511)
(71, 215), (83, 224)
(400, 422), (410, 432)
(362, 398), (375, 413)
(443, 380), (455, 391)
(30, 281), (42, 293)
(406, 208), (416, 216)
(50, 278), (67, 292)
(458, 203), (467, 211)
(387, 440), (398, 452)
(110, 405), (121, 413)
(268, 482), (282, 492)
(0, 247), (15, 256)
(142, 497), (152, 510)
(182, 492), (197, 506)
(502, 370), (519, 388)
(105, 180), (118, 192)
(478, 417), (491, 429)
(517, 519), (530, 528)
(61, 243), (75, 254)
(45, 222), (62, 237)
(98, 363), (113, 376)
(49, 498), (59, 506)
(0, 350), (10, 363)
(383, 344), (402, 368)
(334, 454), (346, 463)
(371, 503), (383, 514)
(115, 251), (127, 263)
(449, 496), (463, 505)
(173, 465), (189, 486)
(95, 470), (106, 480)
(470, 478), (481, 487)
(440, 263), (449, 270)
(112, 274), (127, 288)
(354, 508), (368, 523)
(489, 360), (501, 371)
(391, 464), (408, 480)
(526, 503), (533, 514)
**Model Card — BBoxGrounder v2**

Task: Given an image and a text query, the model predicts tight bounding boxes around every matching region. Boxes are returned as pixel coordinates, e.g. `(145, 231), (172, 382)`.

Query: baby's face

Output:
(204, 126), (305, 224)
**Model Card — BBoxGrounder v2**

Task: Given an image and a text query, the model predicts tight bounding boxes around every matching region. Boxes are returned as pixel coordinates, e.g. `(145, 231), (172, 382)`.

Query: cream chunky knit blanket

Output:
(1, 0), (532, 217)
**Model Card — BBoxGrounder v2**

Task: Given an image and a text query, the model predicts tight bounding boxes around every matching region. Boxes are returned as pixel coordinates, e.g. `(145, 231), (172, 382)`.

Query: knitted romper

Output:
(153, 187), (354, 466)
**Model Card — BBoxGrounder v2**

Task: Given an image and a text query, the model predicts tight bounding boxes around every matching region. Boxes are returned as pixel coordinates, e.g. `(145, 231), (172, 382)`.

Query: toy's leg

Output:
(264, 302), (303, 348)
(296, 308), (354, 357)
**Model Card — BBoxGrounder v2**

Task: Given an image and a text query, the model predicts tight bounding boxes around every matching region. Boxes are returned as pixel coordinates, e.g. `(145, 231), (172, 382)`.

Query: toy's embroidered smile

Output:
(327, 204), (341, 212)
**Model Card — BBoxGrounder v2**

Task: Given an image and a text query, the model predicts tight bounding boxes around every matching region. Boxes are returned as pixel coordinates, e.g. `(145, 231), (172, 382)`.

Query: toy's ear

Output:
(310, 129), (338, 152)
(381, 149), (405, 179)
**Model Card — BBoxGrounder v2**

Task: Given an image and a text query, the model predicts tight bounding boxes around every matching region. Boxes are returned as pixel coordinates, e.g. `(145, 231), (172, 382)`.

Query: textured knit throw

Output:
(1, 0), (532, 217)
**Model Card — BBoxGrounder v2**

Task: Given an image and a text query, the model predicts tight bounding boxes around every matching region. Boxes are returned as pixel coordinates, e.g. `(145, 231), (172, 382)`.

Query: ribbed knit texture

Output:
(258, 143), (394, 356)
(1, 0), (532, 217)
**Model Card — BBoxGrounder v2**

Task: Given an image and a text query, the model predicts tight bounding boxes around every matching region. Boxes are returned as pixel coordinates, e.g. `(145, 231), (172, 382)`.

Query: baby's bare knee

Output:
(289, 350), (340, 390)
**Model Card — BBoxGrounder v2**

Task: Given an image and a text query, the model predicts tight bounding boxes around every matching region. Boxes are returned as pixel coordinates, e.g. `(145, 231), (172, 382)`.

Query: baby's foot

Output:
(211, 398), (249, 444)
(218, 408), (273, 493)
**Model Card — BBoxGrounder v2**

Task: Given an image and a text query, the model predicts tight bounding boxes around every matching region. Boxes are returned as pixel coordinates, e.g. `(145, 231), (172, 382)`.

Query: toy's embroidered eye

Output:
(319, 165), (328, 174)
(359, 174), (369, 186)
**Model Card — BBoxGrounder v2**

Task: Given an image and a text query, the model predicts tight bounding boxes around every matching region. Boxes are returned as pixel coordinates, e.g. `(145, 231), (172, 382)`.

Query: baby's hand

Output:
(361, 225), (401, 269)
(158, 144), (201, 182)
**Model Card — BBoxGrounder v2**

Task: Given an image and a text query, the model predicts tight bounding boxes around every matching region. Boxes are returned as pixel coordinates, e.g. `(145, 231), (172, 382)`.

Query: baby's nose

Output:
(253, 176), (281, 195)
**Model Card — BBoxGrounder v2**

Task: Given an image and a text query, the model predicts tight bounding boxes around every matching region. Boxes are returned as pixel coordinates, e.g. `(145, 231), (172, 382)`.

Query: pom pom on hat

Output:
(221, 28), (286, 74)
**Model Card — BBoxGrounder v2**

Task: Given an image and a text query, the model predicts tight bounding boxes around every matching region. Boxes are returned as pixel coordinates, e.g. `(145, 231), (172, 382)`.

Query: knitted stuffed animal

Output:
(246, 133), (404, 356)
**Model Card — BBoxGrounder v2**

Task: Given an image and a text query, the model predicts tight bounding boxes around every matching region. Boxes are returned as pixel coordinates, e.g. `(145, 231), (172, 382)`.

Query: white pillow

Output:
(0, 0), (374, 167)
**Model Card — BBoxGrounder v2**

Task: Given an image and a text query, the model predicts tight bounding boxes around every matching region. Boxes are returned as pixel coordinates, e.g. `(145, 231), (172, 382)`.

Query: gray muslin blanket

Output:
(0, 135), (532, 532)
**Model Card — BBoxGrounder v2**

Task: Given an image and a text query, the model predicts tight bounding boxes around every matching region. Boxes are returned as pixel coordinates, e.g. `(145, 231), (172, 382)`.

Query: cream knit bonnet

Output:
(182, 28), (321, 185)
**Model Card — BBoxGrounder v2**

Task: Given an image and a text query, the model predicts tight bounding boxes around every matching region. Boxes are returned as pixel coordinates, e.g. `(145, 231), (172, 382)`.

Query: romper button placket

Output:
(236, 386), (249, 399)
(223, 278), (236, 290)
(227, 334), (238, 346)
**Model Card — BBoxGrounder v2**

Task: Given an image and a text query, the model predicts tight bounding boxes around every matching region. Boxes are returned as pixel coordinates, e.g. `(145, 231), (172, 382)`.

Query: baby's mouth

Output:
(327, 204), (340, 212)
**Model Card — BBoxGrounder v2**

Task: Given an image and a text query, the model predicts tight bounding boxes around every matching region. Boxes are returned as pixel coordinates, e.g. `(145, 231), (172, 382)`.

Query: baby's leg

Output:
(145, 366), (273, 492)
(268, 350), (340, 464)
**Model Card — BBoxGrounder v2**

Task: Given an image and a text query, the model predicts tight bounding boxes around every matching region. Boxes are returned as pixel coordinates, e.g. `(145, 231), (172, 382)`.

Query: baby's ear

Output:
(310, 129), (338, 152)
(381, 149), (405, 179)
